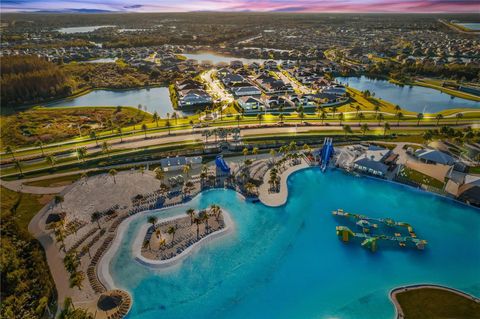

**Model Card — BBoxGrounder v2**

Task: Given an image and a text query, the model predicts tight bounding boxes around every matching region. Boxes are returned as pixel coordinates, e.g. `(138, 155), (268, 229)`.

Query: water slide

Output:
(320, 137), (334, 172)
(215, 155), (230, 173)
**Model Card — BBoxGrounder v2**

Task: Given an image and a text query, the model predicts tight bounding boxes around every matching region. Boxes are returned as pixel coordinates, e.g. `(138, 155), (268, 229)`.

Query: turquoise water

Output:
(110, 169), (480, 319)
(44, 87), (179, 117)
(336, 76), (480, 113)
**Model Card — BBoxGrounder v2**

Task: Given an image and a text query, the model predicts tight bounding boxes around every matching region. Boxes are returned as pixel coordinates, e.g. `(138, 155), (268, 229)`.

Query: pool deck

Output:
(389, 284), (480, 319)
(258, 157), (310, 207)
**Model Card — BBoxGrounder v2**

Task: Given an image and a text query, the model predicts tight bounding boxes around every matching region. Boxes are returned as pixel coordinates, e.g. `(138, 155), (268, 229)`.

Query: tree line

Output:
(1, 56), (75, 109)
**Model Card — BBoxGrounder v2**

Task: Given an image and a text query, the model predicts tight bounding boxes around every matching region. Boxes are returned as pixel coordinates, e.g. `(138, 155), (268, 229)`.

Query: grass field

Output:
(398, 166), (444, 189)
(395, 288), (480, 319)
(1, 186), (53, 230)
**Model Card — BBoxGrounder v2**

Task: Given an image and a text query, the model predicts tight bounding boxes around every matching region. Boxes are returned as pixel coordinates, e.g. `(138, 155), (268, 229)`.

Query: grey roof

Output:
(354, 158), (389, 175)
(414, 149), (455, 165)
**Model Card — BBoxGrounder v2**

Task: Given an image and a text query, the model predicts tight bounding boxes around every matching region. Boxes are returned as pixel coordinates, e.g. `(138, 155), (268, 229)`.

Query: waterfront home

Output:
(178, 89), (212, 108)
(414, 149), (456, 166)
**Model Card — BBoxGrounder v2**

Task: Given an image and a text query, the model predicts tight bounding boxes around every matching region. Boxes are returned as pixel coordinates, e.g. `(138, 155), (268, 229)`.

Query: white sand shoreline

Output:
(98, 198), (235, 290)
(258, 158), (310, 207)
(133, 210), (234, 268)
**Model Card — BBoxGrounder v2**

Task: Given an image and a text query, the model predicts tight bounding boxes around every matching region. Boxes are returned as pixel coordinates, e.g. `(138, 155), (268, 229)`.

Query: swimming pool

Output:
(108, 169), (480, 319)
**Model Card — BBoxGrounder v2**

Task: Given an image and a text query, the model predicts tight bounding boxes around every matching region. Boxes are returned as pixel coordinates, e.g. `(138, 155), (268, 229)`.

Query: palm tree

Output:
(298, 111), (305, 122)
(91, 211), (102, 229)
(360, 123), (369, 135)
(436, 114), (444, 126)
(13, 160), (23, 175)
(54, 225), (66, 253)
(257, 113), (264, 125)
(5, 146), (15, 161)
(343, 125), (352, 137)
(172, 112), (178, 125)
(46, 155), (56, 168)
(182, 164), (191, 179)
(242, 147), (249, 160)
(200, 210), (210, 230)
(108, 169), (117, 183)
(320, 110), (327, 124)
(117, 127), (123, 142)
(331, 105), (337, 118)
(235, 114), (242, 127)
(130, 117), (137, 130)
(154, 167), (165, 185)
(383, 122), (391, 136)
(455, 112), (464, 125)
(63, 251), (80, 273)
(338, 112), (344, 125)
(377, 113), (384, 126)
(89, 131), (98, 146)
(210, 204), (221, 221)
(165, 120), (172, 134)
(153, 111), (159, 127)
(252, 147), (259, 157)
(54, 195), (64, 209)
(76, 147), (87, 162)
(279, 113), (285, 123)
(142, 123), (148, 138)
(148, 216), (158, 230)
(102, 141), (110, 157)
(394, 104), (401, 116)
(186, 208), (195, 225)
(416, 113), (424, 126)
(35, 140), (45, 156)
(354, 105), (361, 118)
(269, 149), (276, 164)
(374, 105), (380, 116)
(395, 112), (404, 126)
(69, 271), (85, 291)
(194, 216), (201, 239)
(358, 112), (365, 125)
(167, 226), (176, 242)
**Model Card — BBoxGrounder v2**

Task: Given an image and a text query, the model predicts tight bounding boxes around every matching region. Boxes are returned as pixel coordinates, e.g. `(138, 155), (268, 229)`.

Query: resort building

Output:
(160, 156), (202, 172)
(414, 149), (456, 165)
(352, 145), (393, 177)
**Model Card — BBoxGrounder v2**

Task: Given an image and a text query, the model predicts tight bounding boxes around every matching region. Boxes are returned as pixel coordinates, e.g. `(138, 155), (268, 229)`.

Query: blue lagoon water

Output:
(336, 76), (480, 113)
(109, 169), (480, 319)
(456, 23), (480, 31)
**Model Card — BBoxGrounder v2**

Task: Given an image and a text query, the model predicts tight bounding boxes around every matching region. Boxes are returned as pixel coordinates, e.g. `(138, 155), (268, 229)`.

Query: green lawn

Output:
(398, 166), (444, 189)
(396, 288), (480, 319)
(1, 186), (53, 230)
(24, 173), (82, 187)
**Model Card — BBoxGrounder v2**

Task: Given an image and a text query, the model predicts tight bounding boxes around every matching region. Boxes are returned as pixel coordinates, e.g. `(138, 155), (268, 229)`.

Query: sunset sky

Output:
(2, 0), (479, 13)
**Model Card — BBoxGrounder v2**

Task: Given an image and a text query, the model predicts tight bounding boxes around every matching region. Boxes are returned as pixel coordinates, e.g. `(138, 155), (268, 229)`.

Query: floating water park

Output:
(333, 209), (428, 252)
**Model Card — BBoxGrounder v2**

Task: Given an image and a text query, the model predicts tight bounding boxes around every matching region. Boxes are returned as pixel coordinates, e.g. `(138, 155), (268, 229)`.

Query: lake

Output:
(336, 76), (480, 113)
(456, 23), (480, 31)
(82, 58), (118, 63)
(44, 87), (180, 117)
(182, 52), (268, 65)
(57, 25), (116, 34)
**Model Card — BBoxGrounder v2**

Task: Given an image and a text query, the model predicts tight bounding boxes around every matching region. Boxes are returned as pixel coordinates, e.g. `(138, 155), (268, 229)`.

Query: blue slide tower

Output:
(215, 155), (230, 174)
(319, 137), (334, 172)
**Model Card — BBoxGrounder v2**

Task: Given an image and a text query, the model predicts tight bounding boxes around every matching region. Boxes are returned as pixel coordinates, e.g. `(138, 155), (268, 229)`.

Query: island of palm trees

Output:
(139, 205), (229, 264)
